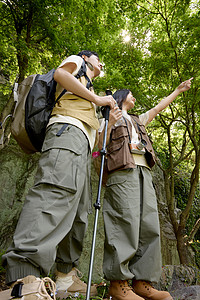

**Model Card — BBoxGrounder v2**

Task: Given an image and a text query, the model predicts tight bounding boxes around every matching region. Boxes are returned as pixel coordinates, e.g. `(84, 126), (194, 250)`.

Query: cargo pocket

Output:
(106, 124), (133, 172)
(104, 171), (130, 211)
(107, 140), (126, 172)
(104, 169), (136, 213)
(35, 125), (82, 193)
(106, 171), (127, 187)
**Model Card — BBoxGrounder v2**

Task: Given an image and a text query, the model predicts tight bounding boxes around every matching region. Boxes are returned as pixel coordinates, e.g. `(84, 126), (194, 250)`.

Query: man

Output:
(1, 50), (115, 299)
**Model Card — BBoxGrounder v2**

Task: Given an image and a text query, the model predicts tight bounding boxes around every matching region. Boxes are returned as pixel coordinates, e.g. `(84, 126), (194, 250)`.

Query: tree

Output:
(0, 0), (125, 145)
(95, 0), (200, 265)
(131, 0), (200, 264)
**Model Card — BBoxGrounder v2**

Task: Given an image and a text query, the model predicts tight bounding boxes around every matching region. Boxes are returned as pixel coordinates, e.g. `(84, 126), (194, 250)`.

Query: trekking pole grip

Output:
(105, 89), (112, 120)
(104, 90), (112, 121)
(101, 89), (112, 121)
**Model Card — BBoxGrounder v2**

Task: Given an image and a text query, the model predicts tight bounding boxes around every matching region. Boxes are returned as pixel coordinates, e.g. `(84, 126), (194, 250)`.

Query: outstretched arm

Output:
(147, 78), (193, 124)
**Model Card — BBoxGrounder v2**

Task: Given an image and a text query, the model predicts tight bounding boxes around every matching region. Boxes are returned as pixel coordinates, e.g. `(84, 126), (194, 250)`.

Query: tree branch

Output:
(188, 218), (200, 242)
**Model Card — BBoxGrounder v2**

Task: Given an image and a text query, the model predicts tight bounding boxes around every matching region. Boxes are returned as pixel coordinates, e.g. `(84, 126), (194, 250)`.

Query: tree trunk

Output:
(176, 225), (189, 265)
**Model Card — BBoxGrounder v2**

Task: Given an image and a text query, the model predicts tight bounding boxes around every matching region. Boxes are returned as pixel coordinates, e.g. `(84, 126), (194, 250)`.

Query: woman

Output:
(98, 78), (192, 300)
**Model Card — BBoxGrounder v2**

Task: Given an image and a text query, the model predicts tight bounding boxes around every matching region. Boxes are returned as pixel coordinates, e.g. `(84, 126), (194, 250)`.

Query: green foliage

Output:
(174, 168), (200, 266)
(0, 0), (126, 85)
(174, 170), (200, 236)
(0, 0), (200, 267)
(0, 250), (6, 274)
(190, 240), (200, 268)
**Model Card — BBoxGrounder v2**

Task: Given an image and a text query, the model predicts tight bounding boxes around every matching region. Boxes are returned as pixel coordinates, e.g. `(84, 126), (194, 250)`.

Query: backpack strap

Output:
(0, 114), (12, 146)
(75, 59), (93, 90)
(55, 59), (93, 103)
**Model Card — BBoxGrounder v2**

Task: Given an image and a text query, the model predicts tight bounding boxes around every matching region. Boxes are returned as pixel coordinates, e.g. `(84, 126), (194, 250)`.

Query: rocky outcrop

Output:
(0, 143), (40, 248)
(155, 265), (200, 300)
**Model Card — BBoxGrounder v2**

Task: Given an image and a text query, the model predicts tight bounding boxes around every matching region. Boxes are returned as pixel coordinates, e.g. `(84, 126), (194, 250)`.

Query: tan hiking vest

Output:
(51, 76), (99, 130)
(106, 115), (156, 172)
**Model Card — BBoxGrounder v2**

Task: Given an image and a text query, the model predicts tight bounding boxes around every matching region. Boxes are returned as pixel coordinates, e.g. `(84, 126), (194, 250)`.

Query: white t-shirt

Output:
(121, 110), (149, 144)
(48, 55), (96, 151)
(122, 111), (150, 167)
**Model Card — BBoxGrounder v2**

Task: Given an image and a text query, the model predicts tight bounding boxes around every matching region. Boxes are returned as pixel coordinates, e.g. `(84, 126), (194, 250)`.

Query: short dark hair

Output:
(77, 50), (99, 59)
(113, 89), (130, 110)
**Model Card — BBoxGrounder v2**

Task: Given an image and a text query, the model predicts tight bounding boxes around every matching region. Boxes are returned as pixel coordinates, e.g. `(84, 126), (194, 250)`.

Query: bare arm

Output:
(147, 78), (193, 123)
(54, 62), (115, 108)
(98, 107), (122, 150)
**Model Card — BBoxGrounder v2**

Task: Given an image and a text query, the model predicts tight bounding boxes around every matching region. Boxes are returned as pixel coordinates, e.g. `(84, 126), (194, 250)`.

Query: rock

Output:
(170, 285), (200, 300)
(154, 265), (200, 300)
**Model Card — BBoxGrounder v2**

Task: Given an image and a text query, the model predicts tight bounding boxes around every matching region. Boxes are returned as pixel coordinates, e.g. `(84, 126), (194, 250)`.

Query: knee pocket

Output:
(104, 171), (136, 212)
(35, 138), (83, 193)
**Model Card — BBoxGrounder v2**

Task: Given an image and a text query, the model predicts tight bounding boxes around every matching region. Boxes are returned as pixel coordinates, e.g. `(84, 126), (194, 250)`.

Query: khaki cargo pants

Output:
(3, 123), (92, 284)
(103, 166), (162, 282)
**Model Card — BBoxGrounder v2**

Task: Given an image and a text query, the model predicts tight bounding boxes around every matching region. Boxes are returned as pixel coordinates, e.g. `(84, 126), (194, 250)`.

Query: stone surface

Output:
(154, 265), (200, 300)
(170, 285), (200, 300)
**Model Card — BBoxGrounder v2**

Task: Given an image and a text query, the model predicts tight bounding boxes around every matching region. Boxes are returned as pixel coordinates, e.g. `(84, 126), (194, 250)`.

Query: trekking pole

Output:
(86, 90), (112, 300)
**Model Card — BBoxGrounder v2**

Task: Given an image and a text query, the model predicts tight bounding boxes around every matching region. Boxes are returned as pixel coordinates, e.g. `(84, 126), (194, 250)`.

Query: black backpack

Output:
(11, 59), (92, 154)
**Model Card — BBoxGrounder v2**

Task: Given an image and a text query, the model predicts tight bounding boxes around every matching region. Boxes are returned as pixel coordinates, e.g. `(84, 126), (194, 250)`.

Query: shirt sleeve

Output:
(139, 111), (149, 127)
(58, 55), (83, 76)
(98, 118), (105, 133)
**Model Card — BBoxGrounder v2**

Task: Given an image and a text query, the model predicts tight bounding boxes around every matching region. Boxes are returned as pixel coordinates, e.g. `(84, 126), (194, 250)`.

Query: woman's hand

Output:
(98, 106), (123, 149)
(109, 106), (123, 127)
(176, 77), (193, 93)
(148, 77), (193, 124)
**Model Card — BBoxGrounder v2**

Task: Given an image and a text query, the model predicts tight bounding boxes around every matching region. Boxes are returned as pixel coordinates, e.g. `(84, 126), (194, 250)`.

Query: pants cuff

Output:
(5, 262), (40, 285)
(56, 262), (77, 274)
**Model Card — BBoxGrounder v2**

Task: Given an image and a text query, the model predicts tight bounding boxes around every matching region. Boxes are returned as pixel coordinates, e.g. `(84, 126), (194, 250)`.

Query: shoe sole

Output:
(145, 297), (173, 300)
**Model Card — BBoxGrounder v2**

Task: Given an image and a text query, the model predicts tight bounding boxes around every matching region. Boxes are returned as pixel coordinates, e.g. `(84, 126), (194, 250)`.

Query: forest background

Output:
(0, 0), (199, 287)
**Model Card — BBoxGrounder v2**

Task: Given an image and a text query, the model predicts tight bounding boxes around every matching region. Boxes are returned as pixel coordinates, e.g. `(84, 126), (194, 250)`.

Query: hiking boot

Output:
(0, 275), (56, 300)
(55, 268), (98, 298)
(109, 280), (145, 300)
(132, 280), (173, 300)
